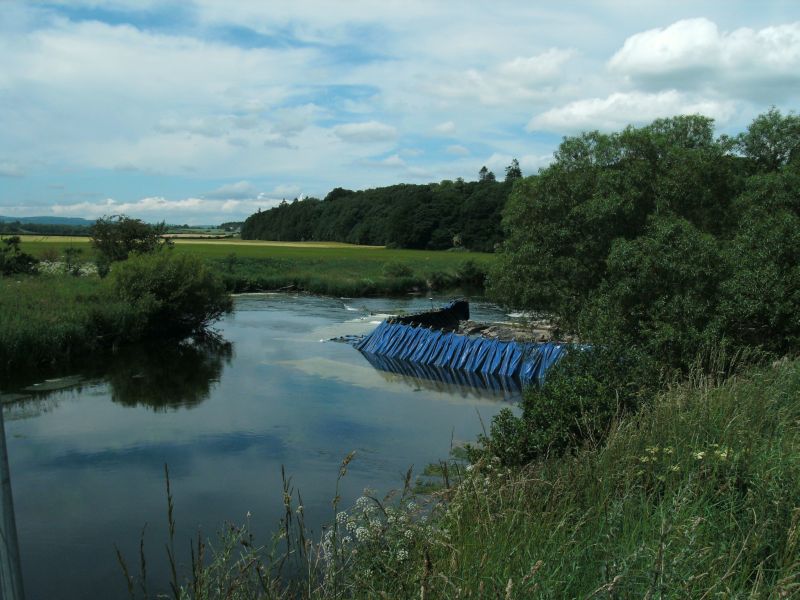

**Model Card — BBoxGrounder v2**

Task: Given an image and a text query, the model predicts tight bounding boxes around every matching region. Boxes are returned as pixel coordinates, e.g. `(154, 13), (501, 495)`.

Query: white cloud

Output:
(379, 154), (406, 167)
(0, 161), (24, 177)
(434, 121), (456, 135)
(4, 3), (800, 221)
(609, 18), (800, 100)
(446, 144), (470, 156)
(431, 48), (576, 105)
(48, 196), (284, 224)
(204, 180), (258, 199)
(333, 121), (398, 143)
(528, 91), (737, 133)
(272, 184), (302, 197)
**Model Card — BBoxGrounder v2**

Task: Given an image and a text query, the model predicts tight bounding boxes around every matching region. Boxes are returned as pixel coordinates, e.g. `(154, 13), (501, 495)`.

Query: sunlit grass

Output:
(18, 238), (495, 297)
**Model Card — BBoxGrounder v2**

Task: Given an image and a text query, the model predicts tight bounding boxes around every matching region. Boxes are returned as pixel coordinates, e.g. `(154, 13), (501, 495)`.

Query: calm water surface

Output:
(2, 294), (514, 599)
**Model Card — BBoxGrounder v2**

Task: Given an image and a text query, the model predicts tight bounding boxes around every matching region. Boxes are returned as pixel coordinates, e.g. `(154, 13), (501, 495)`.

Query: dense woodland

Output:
(490, 109), (799, 367)
(241, 162), (522, 252)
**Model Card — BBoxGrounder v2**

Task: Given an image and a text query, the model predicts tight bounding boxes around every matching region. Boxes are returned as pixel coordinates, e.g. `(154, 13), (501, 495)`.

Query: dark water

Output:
(1, 294), (514, 599)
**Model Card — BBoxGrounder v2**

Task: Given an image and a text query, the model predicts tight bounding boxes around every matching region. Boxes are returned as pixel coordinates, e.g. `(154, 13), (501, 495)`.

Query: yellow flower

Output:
(694, 451), (706, 460)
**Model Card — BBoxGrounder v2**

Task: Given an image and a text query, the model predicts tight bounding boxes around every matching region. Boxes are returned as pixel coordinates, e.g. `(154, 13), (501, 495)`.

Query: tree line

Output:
(241, 161), (523, 252)
(490, 108), (800, 366)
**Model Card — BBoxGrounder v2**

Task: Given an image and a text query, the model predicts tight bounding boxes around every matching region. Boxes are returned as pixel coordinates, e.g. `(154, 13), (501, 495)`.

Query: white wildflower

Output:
(355, 527), (370, 542)
(397, 549), (408, 562)
(336, 511), (348, 524)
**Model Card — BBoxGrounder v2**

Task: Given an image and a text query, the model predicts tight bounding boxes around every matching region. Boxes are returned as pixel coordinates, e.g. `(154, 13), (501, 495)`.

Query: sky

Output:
(1, 1), (800, 225)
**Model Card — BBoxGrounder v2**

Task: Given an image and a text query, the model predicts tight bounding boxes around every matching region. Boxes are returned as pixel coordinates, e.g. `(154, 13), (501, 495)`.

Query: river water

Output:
(1, 293), (517, 599)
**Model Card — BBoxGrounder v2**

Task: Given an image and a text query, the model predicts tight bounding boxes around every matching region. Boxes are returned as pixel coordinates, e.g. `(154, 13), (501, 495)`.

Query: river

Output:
(1, 293), (516, 599)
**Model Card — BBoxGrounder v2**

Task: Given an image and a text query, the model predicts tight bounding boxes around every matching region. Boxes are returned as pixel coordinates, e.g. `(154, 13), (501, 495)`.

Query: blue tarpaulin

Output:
(353, 321), (566, 385)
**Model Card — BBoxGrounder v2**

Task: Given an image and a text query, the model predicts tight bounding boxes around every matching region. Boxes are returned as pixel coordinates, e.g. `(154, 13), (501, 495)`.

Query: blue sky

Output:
(1, 1), (799, 224)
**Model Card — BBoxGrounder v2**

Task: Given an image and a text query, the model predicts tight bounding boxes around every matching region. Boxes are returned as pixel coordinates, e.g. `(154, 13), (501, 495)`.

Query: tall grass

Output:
(19, 238), (494, 296)
(0, 275), (139, 373)
(128, 358), (800, 598)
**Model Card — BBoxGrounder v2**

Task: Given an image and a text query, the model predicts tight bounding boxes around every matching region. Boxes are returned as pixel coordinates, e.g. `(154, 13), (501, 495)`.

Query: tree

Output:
(112, 252), (232, 335)
(90, 215), (172, 262)
(504, 158), (522, 181)
(479, 165), (496, 182)
(0, 236), (38, 275)
(737, 107), (800, 173)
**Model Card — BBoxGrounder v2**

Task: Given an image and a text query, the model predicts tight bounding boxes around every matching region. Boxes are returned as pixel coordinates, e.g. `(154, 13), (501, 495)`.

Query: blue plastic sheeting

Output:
(361, 351), (524, 396)
(354, 322), (566, 384)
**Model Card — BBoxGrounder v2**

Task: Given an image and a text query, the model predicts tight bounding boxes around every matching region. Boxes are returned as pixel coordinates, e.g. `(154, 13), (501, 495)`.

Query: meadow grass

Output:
(0, 275), (137, 374)
(18, 237), (495, 296)
(126, 357), (800, 598)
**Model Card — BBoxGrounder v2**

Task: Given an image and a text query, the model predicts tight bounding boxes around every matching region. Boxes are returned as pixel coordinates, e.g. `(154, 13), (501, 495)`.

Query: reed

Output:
(122, 357), (800, 598)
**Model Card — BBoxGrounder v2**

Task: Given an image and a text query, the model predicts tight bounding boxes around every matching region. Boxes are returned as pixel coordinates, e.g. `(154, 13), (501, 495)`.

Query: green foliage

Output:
(381, 262), (413, 278)
(0, 235), (38, 275)
(718, 206), (800, 354)
(90, 214), (172, 262)
(504, 157), (522, 181)
(490, 110), (800, 372)
(0, 276), (134, 371)
(241, 179), (512, 252)
(583, 215), (725, 367)
(137, 359), (800, 598)
(736, 106), (800, 172)
(481, 345), (660, 466)
(62, 245), (84, 275)
(111, 253), (232, 335)
(455, 260), (486, 288)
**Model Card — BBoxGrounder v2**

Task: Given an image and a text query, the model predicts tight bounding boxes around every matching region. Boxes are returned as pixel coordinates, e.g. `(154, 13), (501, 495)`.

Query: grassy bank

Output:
(17, 237), (494, 296)
(134, 357), (799, 598)
(0, 253), (231, 375)
(0, 275), (136, 373)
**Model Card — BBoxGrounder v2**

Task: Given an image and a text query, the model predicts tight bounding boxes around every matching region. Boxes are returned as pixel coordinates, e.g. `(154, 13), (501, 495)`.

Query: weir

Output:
(353, 301), (567, 386)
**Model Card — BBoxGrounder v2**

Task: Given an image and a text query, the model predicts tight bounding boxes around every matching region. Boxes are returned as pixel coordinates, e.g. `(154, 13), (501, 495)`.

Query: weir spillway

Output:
(351, 301), (568, 388)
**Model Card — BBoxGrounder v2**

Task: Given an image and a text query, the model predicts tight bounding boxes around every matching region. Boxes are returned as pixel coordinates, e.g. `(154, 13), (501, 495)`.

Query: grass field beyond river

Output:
(0, 237), (494, 373)
(16, 236), (495, 296)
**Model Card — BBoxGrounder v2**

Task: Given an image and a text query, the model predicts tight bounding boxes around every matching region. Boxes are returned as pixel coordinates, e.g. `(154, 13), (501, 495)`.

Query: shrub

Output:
(90, 214), (172, 262)
(480, 345), (660, 466)
(111, 253), (232, 336)
(382, 262), (413, 278)
(0, 236), (38, 276)
(456, 260), (486, 288)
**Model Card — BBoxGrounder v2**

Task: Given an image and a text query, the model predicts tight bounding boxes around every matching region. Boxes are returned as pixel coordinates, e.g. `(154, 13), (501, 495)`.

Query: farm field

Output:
(14, 235), (495, 296)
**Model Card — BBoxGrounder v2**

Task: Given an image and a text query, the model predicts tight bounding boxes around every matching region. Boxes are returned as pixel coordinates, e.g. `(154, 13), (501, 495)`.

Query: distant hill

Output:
(0, 215), (96, 226)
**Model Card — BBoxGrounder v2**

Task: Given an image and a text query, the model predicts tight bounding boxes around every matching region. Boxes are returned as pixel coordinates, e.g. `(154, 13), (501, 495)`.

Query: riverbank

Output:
(168, 356), (800, 598)
(17, 236), (494, 297)
(1, 238), (493, 373)
(0, 252), (231, 374)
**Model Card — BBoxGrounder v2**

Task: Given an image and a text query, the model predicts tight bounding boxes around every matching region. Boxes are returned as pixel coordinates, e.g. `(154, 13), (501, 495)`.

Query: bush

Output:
(111, 253), (232, 336)
(90, 214), (171, 262)
(0, 236), (38, 276)
(480, 345), (660, 466)
(381, 262), (414, 278)
(456, 260), (486, 288)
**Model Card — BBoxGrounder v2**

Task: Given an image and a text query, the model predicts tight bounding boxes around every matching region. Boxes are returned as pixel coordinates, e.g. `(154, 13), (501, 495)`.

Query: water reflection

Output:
(3, 335), (232, 416)
(4, 293), (514, 600)
(361, 352), (522, 400)
(106, 335), (232, 411)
